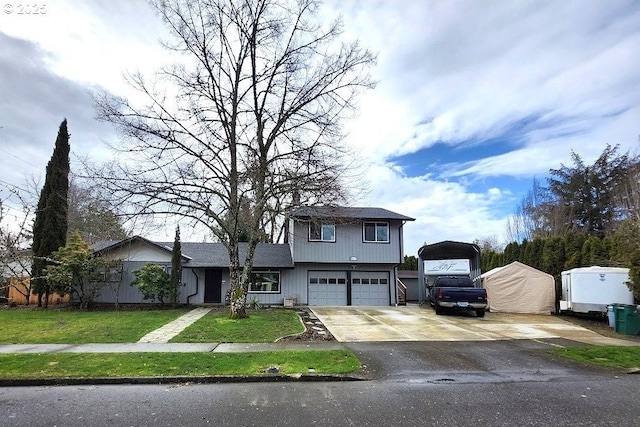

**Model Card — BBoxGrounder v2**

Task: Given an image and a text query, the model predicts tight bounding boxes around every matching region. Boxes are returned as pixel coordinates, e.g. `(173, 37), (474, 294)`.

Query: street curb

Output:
(0, 374), (366, 387)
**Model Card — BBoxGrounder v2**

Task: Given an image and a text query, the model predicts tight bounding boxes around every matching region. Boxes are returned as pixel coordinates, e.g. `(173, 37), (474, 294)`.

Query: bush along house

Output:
(92, 206), (415, 307)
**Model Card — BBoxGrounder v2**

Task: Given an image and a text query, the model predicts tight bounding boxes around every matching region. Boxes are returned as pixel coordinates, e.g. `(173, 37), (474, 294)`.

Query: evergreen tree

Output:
(503, 242), (520, 264)
(170, 226), (182, 307)
(564, 231), (586, 269)
(46, 231), (105, 310)
(581, 236), (609, 266)
(529, 237), (545, 270)
(542, 237), (565, 278)
(400, 255), (418, 270)
(31, 119), (70, 308)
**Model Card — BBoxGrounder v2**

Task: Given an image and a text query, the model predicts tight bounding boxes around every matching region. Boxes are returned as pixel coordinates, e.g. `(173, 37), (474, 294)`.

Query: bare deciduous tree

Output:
(0, 188), (34, 305)
(94, 0), (375, 317)
(67, 177), (130, 244)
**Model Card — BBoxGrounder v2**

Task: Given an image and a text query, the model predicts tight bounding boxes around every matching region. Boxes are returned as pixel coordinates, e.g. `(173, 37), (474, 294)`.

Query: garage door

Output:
(352, 272), (390, 306)
(308, 271), (347, 306)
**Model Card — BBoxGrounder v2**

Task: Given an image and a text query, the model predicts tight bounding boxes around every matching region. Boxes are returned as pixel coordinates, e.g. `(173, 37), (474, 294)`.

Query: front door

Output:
(204, 269), (222, 303)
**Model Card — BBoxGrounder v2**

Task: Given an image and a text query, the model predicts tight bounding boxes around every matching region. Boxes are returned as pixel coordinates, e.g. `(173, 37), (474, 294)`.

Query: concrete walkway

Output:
(137, 307), (212, 343)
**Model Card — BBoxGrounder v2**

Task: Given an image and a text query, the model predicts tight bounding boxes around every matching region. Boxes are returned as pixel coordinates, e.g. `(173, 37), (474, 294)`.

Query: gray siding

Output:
(94, 261), (154, 304)
(94, 262), (234, 305)
(95, 263), (300, 307)
(291, 219), (405, 264)
(286, 263), (398, 305)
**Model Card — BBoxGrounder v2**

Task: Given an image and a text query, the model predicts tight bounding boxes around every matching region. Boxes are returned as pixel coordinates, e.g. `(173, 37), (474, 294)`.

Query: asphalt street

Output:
(2, 340), (638, 427)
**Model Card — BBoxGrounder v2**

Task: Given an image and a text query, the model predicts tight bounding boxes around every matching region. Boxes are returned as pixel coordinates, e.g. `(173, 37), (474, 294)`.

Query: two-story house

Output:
(90, 206), (414, 307)
(286, 206), (414, 306)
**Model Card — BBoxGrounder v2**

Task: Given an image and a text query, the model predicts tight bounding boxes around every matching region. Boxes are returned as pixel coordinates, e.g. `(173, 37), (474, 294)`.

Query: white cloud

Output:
(2, 0), (638, 255)
(357, 164), (513, 255)
(337, 0), (640, 169)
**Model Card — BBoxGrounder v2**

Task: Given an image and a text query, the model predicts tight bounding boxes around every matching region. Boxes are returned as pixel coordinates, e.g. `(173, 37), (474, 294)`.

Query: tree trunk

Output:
(227, 243), (248, 319)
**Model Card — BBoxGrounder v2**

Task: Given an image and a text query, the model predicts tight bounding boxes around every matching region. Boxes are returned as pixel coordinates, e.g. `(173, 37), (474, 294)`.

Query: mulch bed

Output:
(277, 308), (335, 342)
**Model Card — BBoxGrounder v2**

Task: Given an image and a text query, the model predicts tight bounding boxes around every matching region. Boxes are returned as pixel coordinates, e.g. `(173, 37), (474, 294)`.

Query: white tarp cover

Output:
(481, 261), (556, 314)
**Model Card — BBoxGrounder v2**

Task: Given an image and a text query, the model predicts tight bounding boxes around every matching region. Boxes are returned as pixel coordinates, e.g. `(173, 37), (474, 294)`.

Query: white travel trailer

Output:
(560, 266), (634, 313)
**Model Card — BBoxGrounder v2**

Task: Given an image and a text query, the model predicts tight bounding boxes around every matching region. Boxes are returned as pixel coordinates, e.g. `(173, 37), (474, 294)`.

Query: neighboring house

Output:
(2, 248), (69, 305)
(91, 206), (414, 307)
(397, 270), (419, 303)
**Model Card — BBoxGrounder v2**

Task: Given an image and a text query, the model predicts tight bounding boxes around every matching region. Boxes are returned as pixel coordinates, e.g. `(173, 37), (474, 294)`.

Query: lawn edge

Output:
(0, 373), (366, 387)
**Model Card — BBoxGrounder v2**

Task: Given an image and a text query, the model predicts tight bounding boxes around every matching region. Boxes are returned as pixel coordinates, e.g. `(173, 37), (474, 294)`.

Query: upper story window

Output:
(363, 221), (389, 243)
(309, 222), (335, 242)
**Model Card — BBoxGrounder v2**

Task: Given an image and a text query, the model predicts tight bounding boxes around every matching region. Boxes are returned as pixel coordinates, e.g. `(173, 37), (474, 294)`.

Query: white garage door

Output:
(308, 271), (348, 306)
(352, 272), (390, 306)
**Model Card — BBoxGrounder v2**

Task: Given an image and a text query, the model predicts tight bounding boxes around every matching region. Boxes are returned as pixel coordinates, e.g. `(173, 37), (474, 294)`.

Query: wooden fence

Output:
(6, 277), (70, 305)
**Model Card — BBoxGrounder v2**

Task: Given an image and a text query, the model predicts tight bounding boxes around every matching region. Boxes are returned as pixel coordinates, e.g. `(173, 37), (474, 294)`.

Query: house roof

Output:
(176, 242), (294, 268)
(291, 206), (415, 221)
(93, 236), (294, 269)
(398, 270), (418, 279)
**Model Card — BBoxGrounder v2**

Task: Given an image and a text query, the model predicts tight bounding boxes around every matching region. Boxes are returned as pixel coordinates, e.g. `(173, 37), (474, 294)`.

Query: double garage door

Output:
(308, 271), (390, 306)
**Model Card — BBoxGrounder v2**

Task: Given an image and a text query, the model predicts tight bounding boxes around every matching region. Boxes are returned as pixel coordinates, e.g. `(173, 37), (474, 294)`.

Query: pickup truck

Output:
(428, 276), (488, 317)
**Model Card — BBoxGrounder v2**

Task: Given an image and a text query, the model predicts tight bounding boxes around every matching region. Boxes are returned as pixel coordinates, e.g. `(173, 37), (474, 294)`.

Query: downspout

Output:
(418, 247), (425, 305)
(392, 220), (406, 306)
(187, 269), (199, 305)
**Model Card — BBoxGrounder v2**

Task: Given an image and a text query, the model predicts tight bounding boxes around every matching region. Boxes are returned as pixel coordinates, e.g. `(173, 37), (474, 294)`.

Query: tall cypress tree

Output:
(31, 119), (70, 307)
(170, 225), (182, 307)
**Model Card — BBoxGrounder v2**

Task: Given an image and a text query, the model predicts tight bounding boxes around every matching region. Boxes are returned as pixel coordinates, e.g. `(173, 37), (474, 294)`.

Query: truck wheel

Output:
(476, 309), (485, 318)
(435, 303), (443, 315)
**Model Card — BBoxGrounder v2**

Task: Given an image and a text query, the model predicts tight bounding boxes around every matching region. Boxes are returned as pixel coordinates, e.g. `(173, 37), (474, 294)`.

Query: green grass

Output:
(0, 309), (190, 343)
(171, 308), (304, 343)
(549, 346), (640, 369)
(0, 351), (361, 378)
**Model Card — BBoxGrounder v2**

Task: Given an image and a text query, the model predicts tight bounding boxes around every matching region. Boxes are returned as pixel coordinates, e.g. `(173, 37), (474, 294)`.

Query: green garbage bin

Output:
(614, 305), (640, 335)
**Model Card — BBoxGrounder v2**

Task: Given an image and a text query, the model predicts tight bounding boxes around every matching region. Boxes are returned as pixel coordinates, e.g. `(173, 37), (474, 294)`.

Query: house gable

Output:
(94, 237), (176, 263)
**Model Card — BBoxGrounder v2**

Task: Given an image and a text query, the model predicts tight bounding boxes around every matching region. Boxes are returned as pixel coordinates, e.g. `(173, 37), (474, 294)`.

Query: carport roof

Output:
(418, 240), (480, 260)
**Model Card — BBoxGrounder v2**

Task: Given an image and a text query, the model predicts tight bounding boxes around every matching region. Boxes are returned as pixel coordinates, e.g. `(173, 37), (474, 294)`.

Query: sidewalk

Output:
(0, 341), (345, 354)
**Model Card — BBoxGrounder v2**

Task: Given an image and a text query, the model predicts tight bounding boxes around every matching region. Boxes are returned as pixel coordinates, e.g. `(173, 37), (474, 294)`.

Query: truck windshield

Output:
(437, 277), (472, 287)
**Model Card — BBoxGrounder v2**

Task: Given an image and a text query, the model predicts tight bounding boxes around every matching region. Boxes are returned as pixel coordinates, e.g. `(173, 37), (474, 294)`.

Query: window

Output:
(249, 271), (280, 293)
(363, 222), (389, 242)
(309, 222), (335, 242)
(90, 262), (123, 283)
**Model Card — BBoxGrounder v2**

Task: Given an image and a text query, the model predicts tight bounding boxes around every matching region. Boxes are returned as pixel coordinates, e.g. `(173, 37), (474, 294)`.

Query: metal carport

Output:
(417, 240), (482, 304)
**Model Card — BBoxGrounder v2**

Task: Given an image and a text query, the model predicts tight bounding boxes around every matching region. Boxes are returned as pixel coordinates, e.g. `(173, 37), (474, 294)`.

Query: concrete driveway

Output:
(311, 306), (636, 346)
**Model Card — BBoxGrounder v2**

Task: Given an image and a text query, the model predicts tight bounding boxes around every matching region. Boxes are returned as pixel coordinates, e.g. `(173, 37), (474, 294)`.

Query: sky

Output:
(1, 0), (639, 256)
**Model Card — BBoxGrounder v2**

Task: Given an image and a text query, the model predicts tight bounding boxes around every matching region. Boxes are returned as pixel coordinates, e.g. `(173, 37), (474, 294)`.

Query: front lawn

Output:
(0, 308), (190, 343)
(0, 350), (360, 378)
(549, 346), (640, 370)
(171, 308), (304, 343)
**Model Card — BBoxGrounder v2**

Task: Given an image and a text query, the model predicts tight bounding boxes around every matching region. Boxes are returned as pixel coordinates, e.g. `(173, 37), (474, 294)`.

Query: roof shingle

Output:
(290, 206), (414, 221)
